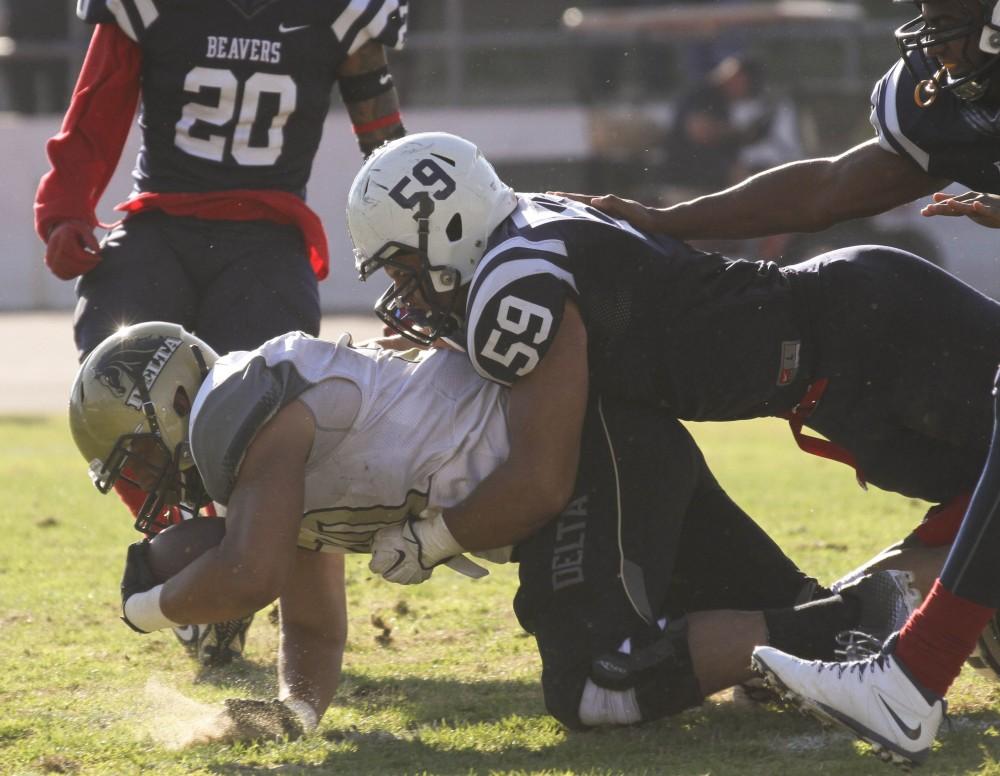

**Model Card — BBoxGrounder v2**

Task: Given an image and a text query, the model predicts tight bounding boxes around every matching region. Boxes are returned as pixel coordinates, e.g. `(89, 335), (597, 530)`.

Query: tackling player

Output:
(346, 131), (1000, 765)
(34, 0), (408, 664)
(69, 322), (918, 740)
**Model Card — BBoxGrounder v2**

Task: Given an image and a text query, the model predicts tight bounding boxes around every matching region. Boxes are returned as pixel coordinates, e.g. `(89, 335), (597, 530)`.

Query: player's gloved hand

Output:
(220, 697), (317, 742)
(44, 219), (102, 280)
(121, 539), (156, 632)
(120, 540), (178, 633)
(369, 509), (463, 584)
(472, 545), (514, 564)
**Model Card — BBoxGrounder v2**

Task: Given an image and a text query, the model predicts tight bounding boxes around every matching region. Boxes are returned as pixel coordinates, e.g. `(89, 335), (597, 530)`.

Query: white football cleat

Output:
(752, 645), (945, 767)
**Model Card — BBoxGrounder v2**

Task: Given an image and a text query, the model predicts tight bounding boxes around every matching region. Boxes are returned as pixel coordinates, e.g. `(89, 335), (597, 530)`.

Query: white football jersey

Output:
(189, 331), (509, 553)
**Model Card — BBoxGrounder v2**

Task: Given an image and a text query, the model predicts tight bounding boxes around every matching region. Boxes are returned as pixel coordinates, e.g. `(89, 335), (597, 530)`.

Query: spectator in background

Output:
(0, 0), (71, 113)
(663, 55), (802, 193)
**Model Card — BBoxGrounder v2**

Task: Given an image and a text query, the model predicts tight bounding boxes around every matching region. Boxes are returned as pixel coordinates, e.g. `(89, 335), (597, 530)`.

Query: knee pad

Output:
(588, 617), (703, 722)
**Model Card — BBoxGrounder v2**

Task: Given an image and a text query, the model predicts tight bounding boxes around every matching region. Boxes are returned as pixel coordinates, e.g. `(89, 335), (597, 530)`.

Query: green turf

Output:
(1, 415), (999, 775)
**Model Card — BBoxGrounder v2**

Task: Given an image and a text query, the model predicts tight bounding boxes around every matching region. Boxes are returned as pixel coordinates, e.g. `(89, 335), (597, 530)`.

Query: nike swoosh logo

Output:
(880, 697), (922, 740)
(386, 550), (407, 573)
(379, 73), (391, 86)
(278, 23), (310, 33)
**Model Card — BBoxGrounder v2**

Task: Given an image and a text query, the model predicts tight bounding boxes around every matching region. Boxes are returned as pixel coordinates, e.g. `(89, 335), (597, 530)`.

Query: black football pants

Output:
(73, 210), (321, 361)
(940, 367), (1000, 606)
(787, 245), (1000, 504)
(513, 396), (817, 726)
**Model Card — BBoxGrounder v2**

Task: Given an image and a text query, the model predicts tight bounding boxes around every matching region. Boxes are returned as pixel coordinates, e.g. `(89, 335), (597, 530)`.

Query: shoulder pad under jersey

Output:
(332, 0), (409, 55)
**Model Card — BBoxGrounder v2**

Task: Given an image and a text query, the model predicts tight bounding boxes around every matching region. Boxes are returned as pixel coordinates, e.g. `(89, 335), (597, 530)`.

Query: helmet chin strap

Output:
(915, 67), (948, 107)
(414, 197), (458, 292)
(415, 195), (435, 281)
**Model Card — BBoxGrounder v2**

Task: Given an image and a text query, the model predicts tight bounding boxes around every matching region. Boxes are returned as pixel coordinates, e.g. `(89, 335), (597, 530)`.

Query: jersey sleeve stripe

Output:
(363, 0), (408, 50)
(131, 0), (158, 29)
(105, 0), (139, 40)
(333, 0), (407, 56)
(471, 235), (572, 296)
(875, 60), (931, 171)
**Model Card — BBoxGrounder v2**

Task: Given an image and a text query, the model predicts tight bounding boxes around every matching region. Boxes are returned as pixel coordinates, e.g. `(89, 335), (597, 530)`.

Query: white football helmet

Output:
(347, 131), (517, 344)
(69, 322), (217, 533)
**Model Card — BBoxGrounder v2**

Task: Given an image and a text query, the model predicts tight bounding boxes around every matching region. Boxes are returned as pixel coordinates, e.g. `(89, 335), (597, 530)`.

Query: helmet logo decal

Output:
(388, 158), (457, 213)
(95, 336), (183, 409)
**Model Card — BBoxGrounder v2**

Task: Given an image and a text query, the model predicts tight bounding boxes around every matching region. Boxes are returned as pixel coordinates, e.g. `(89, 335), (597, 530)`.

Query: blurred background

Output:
(1, 0), (997, 314)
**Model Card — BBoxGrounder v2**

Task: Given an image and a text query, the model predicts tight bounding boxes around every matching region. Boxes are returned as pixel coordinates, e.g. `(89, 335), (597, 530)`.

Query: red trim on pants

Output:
(780, 378), (867, 488)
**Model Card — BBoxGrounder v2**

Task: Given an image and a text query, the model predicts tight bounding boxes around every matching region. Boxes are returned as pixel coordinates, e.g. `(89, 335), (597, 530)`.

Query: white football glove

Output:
(369, 510), (464, 585)
(472, 545), (514, 564)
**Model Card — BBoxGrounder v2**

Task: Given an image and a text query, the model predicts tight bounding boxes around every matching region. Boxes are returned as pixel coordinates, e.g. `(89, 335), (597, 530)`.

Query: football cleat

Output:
(837, 570), (922, 650)
(967, 612), (1000, 684)
(752, 644), (945, 767)
(172, 614), (254, 666)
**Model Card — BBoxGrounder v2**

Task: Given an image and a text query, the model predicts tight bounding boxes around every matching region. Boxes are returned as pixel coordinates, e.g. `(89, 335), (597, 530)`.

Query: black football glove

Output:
(120, 539), (157, 633)
(221, 698), (306, 741)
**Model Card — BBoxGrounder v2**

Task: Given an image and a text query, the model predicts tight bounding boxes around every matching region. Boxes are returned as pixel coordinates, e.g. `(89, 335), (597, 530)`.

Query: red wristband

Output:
(352, 112), (402, 135)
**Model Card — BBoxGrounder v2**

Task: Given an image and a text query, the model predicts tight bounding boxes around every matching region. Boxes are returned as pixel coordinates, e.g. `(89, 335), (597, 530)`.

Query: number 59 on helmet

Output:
(346, 132), (517, 344)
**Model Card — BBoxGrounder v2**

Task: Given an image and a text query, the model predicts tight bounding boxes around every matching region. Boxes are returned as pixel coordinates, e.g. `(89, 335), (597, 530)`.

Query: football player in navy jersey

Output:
(35, 0), (408, 665)
(347, 131), (1000, 765)
(558, 0), (1000, 765)
(347, 132), (999, 549)
(564, 0), (1000, 242)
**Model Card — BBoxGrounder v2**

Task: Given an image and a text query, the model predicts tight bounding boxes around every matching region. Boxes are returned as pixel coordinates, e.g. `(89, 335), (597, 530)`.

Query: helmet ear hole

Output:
(446, 213), (463, 243)
(173, 386), (191, 417)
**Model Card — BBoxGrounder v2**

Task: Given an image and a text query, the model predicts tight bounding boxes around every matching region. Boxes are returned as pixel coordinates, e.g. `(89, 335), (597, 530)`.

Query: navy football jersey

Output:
(870, 51), (1000, 192)
(462, 195), (811, 421)
(79, 0), (407, 195)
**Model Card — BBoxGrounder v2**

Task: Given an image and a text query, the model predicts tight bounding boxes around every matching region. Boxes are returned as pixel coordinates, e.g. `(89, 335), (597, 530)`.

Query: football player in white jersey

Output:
(70, 322), (918, 741)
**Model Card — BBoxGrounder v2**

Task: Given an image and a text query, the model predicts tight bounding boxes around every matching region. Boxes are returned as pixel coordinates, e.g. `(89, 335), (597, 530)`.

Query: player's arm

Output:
(125, 400), (315, 628)
(35, 23), (141, 279)
(337, 40), (405, 157)
(369, 300), (588, 585)
(569, 139), (946, 239)
(447, 301), (588, 549)
(211, 547), (346, 742)
(275, 549), (347, 725)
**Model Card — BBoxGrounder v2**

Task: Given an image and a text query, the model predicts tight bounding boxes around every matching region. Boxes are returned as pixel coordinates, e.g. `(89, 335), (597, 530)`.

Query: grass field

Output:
(2, 414), (1000, 775)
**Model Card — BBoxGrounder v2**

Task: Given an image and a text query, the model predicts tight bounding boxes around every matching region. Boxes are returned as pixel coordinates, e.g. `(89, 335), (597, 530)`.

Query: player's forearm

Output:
(444, 453), (578, 551)
(160, 546), (281, 624)
(338, 41), (405, 156)
(276, 551), (346, 719)
(278, 622), (344, 720)
(656, 159), (848, 239)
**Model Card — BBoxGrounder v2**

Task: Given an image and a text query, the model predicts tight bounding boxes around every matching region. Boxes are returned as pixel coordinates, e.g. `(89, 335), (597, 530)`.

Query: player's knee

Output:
(544, 617), (704, 729)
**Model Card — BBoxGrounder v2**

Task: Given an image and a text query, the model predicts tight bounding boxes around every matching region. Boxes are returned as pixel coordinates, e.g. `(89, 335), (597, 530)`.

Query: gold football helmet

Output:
(69, 322), (217, 532)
